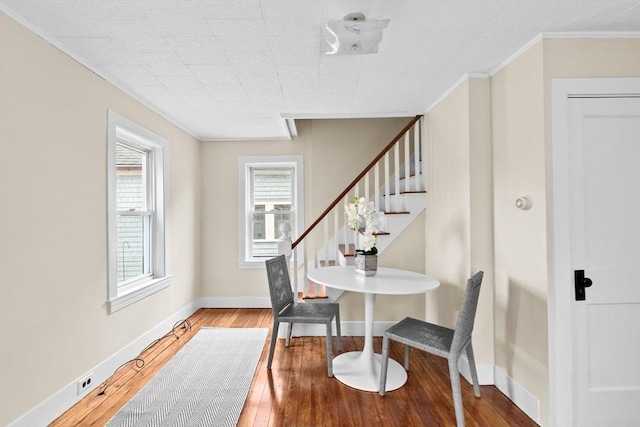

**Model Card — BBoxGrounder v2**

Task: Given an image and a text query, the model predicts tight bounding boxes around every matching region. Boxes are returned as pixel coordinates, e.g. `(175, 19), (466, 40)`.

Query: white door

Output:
(568, 95), (640, 426)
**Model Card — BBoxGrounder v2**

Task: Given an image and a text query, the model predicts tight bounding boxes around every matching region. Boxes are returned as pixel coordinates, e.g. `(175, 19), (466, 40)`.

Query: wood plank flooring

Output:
(51, 308), (538, 427)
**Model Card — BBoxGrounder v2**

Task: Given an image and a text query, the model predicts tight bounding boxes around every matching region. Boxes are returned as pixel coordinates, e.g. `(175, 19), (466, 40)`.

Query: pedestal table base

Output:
(332, 351), (407, 392)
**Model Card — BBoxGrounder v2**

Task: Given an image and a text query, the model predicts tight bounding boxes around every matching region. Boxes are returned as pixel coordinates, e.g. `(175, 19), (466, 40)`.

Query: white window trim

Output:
(107, 110), (171, 312)
(238, 155), (304, 269)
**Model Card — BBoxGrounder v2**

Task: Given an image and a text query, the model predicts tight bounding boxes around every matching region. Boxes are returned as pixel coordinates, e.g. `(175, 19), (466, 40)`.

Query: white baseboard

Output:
(280, 320), (537, 424)
(8, 301), (201, 427)
(286, 320), (396, 338)
(459, 354), (495, 386)
(283, 323), (494, 387)
(10, 298), (539, 427)
(494, 366), (540, 424)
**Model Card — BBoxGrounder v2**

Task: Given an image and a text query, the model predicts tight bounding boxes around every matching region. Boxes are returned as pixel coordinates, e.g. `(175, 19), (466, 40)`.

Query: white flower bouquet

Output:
(345, 196), (382, 255)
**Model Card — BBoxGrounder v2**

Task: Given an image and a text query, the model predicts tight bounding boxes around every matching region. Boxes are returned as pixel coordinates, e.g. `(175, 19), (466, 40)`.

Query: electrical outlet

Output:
(77, 372), (94, 395)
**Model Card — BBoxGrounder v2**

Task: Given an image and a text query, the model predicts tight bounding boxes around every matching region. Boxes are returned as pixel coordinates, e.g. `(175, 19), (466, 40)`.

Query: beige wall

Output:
(492, 38), (640, 426)
(425, 81), (472, 302)
(492, 42), (550, 423)
(0, 13), (426, 422)
(3, 9), (637, 426)
(425, 37), (639, 426)
(424, 78), (495, 366)
(200, 118), (428, 321)
(542, 38), (640, 79)
(0, 13), (201, 426)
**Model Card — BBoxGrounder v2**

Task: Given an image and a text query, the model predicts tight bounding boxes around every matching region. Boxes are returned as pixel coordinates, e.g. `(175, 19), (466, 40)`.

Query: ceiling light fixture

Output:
(324, 13), (389, 55)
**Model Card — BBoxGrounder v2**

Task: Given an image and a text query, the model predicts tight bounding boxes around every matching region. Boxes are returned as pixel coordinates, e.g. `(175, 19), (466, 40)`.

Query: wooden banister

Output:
(292, 115), (421, 249)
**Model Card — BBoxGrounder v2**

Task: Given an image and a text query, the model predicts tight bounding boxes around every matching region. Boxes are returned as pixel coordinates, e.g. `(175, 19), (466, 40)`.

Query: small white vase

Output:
(355, 254), (378, 276)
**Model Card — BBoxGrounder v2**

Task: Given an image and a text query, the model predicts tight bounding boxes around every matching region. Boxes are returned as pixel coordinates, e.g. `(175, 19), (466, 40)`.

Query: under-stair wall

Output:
(288, 115), (427, 303)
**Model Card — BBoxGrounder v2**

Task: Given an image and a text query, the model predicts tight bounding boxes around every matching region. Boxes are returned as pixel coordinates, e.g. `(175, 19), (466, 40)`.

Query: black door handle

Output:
(575, 270), (593, 301)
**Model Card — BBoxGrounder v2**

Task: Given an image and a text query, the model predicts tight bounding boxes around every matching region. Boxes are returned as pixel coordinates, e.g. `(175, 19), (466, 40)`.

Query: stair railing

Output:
(288, 115), (425, 300)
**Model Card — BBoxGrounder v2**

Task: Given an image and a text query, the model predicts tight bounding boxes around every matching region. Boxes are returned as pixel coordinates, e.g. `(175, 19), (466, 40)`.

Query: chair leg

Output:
(267, 321), (280, 370)
(465, 343), (481, 397)
(404, 344), (410, 371)
(286, 322), (293, 347)
(325, 322), (334, 377)
(448, 357), (465, 427)
(379, 334), (390, 396)
(335, 311), (342, 350)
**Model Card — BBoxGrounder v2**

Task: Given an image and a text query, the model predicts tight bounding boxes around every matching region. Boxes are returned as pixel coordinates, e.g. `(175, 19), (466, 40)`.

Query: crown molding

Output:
(490, 31), (640, 77)
(425, 73), (489, 114)
(280, 111), (421, 120)
(425, 31), (640, 115)
(542, 31), (640, 39)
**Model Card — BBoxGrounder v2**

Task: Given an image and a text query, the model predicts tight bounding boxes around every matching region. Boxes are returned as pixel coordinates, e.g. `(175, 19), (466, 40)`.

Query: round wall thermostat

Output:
(515, 196), (532, 210)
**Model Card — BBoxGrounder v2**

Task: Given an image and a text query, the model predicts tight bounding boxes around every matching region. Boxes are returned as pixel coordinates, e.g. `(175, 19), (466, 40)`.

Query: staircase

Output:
(287, 115), (427, 302)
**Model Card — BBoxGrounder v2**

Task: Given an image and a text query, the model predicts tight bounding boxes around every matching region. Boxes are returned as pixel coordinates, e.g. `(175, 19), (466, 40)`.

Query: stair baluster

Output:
(286, 115), (425, 301)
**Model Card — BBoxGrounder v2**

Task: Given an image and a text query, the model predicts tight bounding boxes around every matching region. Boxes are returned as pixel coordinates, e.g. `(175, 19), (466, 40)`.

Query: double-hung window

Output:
(238, 156), (303, 269)
(107, 111), (169, 312)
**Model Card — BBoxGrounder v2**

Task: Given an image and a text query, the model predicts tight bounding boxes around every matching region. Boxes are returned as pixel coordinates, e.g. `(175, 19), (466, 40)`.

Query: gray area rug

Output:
(107, 327), (268, 427)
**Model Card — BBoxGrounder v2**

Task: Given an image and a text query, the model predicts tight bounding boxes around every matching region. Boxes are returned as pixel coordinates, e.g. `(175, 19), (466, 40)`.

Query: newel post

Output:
(277, 222), (292, 260)
(277, 221), (298, 305)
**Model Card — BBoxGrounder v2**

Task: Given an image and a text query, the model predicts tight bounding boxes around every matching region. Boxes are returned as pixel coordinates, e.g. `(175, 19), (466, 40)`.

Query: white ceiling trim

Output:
(0, 4), (201, 141)
(285, 118), (298, 138)
(3, 0), (638, 142)
(2, 4), (294, 142)
(199, 135), (293, 142)
(488, 33), (545, 78)
(199, 119), (293, 142)
(425, 73), (490, 114)
(490, 31), (640, 77)
(425, 30), (640, 115)
(279, 111), (423, 120)
(541, 31), (640, 39)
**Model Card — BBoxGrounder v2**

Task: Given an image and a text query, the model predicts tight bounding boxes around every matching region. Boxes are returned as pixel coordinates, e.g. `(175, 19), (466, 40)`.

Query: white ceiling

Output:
(1, 1), (638, 141)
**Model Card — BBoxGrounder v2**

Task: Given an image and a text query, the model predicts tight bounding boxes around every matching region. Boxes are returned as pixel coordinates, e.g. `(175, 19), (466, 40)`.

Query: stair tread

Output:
(383, 191), (427, 197)
(304, 281), (328, 299)
(337, 243), (355, 257)
(382, 190), (427, 197)
(382, 211), (410, 215)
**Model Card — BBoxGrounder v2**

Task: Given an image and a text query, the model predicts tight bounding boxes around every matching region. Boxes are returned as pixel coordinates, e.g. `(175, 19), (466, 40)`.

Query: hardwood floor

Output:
(52, 308), (538, 426)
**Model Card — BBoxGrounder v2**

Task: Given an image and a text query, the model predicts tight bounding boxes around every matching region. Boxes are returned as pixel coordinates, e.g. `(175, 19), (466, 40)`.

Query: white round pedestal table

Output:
(307, 266), (440, 392)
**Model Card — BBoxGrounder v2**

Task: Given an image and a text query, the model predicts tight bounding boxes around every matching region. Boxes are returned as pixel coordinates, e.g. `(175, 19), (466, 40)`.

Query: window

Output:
(238, 156), (304, 269)
(107, 111), (170, 312)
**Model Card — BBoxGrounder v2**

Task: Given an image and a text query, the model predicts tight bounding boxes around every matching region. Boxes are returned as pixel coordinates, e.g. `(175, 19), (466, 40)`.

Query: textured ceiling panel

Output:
(1, 0), (638, 140)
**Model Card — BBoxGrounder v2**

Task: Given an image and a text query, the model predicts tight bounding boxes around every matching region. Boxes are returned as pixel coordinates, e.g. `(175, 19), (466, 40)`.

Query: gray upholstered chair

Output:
(265, 255), (342, 377)
(378, 271), (484, 427)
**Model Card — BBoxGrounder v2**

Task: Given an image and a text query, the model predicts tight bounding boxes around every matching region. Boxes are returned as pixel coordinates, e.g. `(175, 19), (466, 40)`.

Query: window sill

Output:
(108, 275), (172, 313)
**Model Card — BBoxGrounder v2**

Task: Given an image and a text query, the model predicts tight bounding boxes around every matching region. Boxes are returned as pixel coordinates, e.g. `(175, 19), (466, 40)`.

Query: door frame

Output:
(548, 77), (640, 426)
